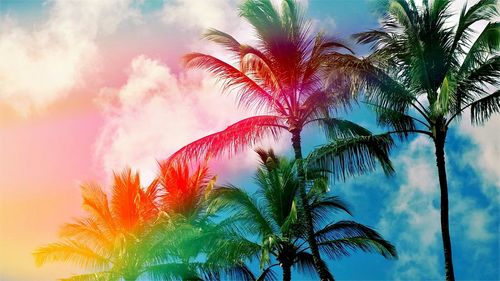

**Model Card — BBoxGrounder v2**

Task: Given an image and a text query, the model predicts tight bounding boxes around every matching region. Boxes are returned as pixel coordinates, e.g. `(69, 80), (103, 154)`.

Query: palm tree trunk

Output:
(434, 133), (455, 281)
(291, 129), (333, 281)
(282, 263), (292, 281)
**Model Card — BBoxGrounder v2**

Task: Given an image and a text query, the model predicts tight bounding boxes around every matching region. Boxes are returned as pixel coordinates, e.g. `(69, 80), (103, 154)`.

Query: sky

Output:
(0, 0), (498, 280)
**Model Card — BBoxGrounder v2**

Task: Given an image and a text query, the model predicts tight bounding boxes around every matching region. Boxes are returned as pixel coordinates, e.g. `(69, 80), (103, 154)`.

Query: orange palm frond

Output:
(167, 115), (286, 164)
(59, 218), (113, 251)
(80, 183), (117, 236)
(111, 169), (159, 233)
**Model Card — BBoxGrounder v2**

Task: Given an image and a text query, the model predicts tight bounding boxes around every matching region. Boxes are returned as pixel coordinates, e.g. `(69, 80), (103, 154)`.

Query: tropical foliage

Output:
(33, 0), (498, 280)
(327, 0), (499, 280)
(210, 149), (397, 281)
(170, 0), (395, 278)
(34, 163), (253, 281)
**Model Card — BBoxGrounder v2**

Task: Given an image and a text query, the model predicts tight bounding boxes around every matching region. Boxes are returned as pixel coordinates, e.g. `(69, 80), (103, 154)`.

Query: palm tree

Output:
(210, 149), (397, 281)
(327, 0), (499, 280)
(34, 164), (254, 281)
(33, 169), (160, 281)
(152, 160), (255, 281)
(170, 1), (395, 278)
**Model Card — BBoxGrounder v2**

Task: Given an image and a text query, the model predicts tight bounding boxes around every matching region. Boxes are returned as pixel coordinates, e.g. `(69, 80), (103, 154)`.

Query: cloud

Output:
(378, 135), (442, 280)
(458, 115), (500, 190)
(378, 125), (499, 279)
(0, 0), (139, 116)
(95, 55), (288, 185)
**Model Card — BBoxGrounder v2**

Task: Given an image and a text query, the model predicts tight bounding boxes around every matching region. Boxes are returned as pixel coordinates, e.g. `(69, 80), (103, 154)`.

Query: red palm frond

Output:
(167, 115), (287, 164)
(157, 160), (213, 218)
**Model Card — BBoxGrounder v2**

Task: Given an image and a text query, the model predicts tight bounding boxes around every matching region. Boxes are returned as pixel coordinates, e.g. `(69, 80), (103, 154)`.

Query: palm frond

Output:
(470, 90), (500, 124)
(319, 236), (397, 260)
(183, 53), (285, 113)
(33, 240), (109, 269)
(306, 134), (395, 182)
(167, 115), (285, 163)
(311, 117), (372, 140)
(315, 220), (397, 259)
(59, 272), (117, 281)
(256, 265), (279, 281)
(452, 0), (499, 55)
(209, 186), (275, 236)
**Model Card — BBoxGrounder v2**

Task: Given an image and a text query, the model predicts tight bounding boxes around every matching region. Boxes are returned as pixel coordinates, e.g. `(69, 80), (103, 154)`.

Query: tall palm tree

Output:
(210, 149), (397, 281)
(327, 0), (499, 280)
(170, 1), (395, 278)
(33, 169), (161, 281)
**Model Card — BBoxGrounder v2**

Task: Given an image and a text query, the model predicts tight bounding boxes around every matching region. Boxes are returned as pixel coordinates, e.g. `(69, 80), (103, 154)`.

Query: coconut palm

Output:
(33, 169), (161, 281)
(171, 1), (395, 278)
(327, 0), (499, 280)
(210, 149), (397, 281)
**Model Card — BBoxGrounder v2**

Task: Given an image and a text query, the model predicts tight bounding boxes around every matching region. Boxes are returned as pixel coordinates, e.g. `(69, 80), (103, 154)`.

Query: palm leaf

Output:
(306, 134), (395, 181)
(167, 115), (286, 163)
(470, 90), (500, 124)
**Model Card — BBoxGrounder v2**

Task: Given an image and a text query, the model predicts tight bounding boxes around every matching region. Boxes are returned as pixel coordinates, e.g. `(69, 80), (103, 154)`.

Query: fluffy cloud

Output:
(378, 136), (442, 280)
(378, 126), (498, 279)
(458, 115), (500, 190)
(95, 55), (288, 184)
(0, 0), (139, 116)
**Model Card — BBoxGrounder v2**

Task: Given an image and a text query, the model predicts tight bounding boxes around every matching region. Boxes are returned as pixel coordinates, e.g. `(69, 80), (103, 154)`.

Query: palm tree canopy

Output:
(209, 149), (397, 279)
(33, 165), (253, 281)
(329, 0), (499, 132)
(33, 169), (160, 280)
(170, 0), (375, 161)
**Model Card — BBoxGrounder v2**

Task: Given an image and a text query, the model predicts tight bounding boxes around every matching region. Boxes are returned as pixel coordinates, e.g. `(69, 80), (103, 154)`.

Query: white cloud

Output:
(95, 55), (288, 185)
(379, 125), (499, 279)
(0, 0), (139, 116)
(378, 136), (442, 280)
(458, 115), (500, 191)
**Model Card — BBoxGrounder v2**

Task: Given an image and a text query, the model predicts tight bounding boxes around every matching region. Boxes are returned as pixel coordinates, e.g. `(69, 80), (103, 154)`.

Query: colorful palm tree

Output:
(33, 169), (160, 281)
(327, 0), (499, 280)
(153, 160), (255, 280)
(170, 1), (395, 279)
(210, 149), (397, 281)
(33, 164), (253, 281)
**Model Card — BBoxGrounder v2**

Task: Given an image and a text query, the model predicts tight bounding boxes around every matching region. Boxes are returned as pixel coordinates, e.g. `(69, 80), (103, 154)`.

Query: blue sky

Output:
(0, 0), (498, 280)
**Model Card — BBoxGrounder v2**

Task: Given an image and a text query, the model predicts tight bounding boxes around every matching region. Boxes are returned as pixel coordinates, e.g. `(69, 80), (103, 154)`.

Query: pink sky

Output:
(0, 1), (281, 279)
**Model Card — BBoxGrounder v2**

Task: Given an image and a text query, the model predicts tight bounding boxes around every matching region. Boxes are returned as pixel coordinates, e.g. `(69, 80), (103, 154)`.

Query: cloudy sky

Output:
(0, 0), (498, 280)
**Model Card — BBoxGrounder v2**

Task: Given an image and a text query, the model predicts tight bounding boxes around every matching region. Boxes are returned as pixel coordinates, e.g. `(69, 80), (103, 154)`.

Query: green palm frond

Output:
(210, 185), (276, 236)
(306, 133), (395, 181)
(470, 90), (500, 124)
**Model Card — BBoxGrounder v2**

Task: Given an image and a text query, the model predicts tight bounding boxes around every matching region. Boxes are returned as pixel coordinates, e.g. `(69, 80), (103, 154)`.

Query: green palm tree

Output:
(210, 149), (397, 281)
(33, 169), (161, 281)
(170, 1), (395, 278)
(327, 0), (499, 280)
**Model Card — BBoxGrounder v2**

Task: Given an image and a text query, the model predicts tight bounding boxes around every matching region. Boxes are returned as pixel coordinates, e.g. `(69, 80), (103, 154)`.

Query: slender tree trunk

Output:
(282, 263), (292, 281)
(434, 132), (455, 281)
(291, 129), (333, 281)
